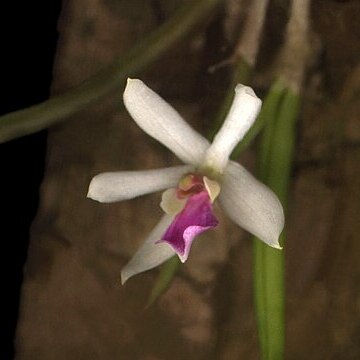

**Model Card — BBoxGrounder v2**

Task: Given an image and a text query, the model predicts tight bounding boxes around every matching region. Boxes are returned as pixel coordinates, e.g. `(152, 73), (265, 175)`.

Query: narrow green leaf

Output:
(232, 80), (286, 160)
(254, 84), (300, 360)
(146, 256), (180, 308)
(253, 83), (286, 359)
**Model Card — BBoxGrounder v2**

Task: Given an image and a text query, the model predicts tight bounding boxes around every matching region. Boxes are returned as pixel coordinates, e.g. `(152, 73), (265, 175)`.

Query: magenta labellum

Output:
(158, 190), (218, 262)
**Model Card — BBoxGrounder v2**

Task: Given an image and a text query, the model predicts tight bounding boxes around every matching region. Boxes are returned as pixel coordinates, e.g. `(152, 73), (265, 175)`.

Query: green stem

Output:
(0, 0), (222, 143)
(267, 89), (300, 200)
(254, 84), (300, 360)
(253, 83), (286, 359)
(146, 256), (180, 308)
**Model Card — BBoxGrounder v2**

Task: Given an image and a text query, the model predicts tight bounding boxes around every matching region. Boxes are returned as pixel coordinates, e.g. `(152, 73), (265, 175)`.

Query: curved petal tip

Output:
(121, 271), (128, 285)
(220, 161), (285, 249)
(270, 241), (283, 250)
(120, 215), (176, 284)
(87, 175), (103, 202)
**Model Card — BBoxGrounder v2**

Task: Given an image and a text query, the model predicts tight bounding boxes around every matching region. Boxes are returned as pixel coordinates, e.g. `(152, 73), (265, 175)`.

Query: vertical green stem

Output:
(253, 82), (286, 359)
(254, 85), (300, 359)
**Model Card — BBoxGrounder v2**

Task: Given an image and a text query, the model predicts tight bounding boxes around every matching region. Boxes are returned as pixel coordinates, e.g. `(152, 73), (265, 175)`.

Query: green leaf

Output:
(254, 84), (300, 360)
(146, 256), (180, 308)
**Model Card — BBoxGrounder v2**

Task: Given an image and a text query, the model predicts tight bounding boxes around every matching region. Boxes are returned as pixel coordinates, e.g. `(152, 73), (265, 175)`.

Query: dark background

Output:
(1, 1), (61, 358)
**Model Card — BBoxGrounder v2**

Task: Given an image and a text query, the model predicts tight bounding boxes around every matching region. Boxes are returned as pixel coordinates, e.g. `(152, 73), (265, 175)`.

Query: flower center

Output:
(161, 173), (220, 216)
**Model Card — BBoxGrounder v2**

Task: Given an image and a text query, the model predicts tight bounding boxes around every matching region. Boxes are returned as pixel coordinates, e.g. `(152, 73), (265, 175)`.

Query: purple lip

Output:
(157, 191), (219, 262)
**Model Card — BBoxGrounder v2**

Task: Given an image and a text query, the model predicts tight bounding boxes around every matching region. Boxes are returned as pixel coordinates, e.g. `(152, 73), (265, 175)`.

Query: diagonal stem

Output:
(0, 0), (222, 143)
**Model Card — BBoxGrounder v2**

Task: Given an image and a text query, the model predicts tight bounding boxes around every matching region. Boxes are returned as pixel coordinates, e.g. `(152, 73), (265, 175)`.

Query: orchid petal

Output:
(160, 188), (186, 215)
(88, 165), (193, 203)
(159, 191), (218, 262)
(203, 176), (220, 203)
(204, 85), (262, 172)
(121, 215), (176, 284)
(219, 161), (284, 248)
(123, 79), (210, 165)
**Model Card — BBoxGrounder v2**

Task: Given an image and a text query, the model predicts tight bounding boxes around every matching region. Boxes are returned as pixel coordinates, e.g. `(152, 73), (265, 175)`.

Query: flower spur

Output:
(88, 79), (284, 284)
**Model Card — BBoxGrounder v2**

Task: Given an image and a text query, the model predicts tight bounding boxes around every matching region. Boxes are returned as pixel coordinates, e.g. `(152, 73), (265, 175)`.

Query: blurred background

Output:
(2, 0), (360, 359)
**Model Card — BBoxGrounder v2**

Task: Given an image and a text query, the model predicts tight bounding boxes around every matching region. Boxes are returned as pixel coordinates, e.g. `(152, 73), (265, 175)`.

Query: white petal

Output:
(123, 79), (210, 165)
(121, 215), (175, 284)
(88, 165), (193, 203)
(204, 85), (262, 172)
(203, 176), (220, 203)
(219, 161), (284, 248)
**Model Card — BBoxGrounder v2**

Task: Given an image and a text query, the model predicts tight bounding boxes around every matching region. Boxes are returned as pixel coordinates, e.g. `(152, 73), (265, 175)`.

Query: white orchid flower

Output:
(88, 79), (284, 284)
